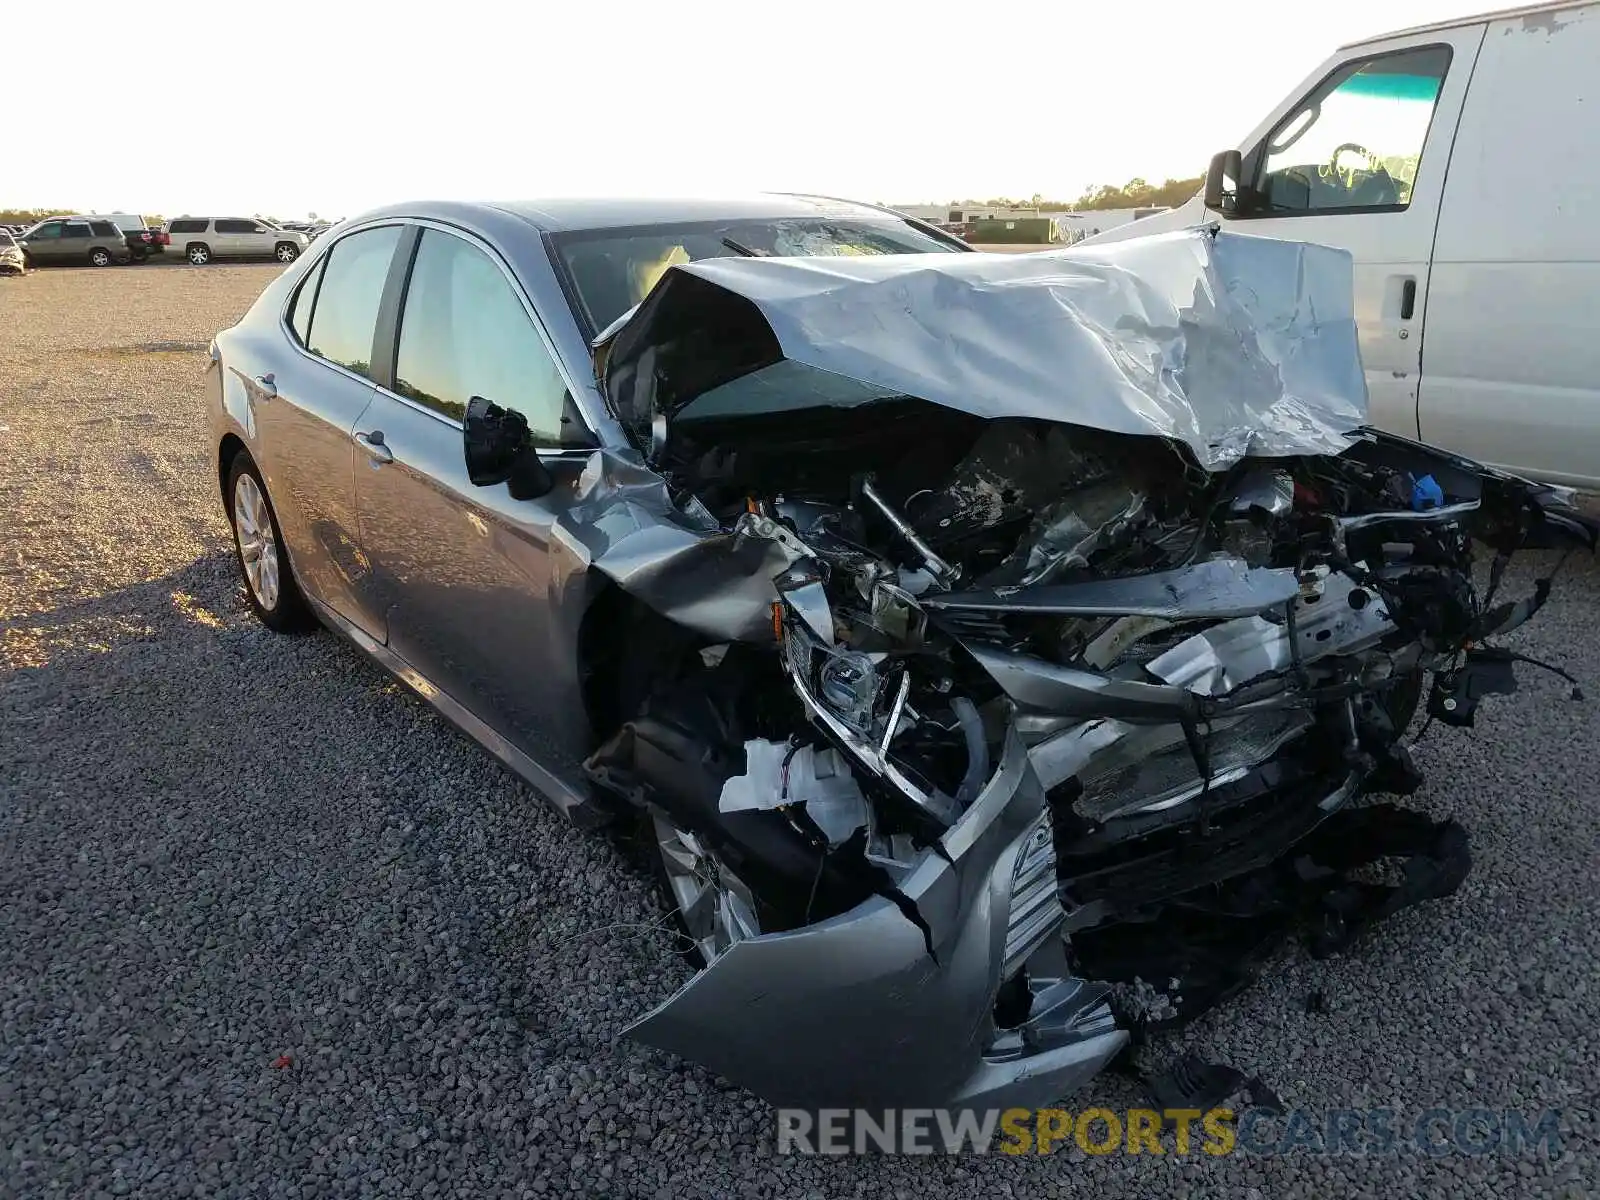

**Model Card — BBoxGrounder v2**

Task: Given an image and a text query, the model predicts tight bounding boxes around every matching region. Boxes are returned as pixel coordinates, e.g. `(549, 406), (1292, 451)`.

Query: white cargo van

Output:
(1086, 1), (1600, 489)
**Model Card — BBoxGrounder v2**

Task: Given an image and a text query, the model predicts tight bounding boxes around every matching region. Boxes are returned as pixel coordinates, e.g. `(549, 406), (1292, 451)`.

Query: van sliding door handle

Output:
(1399, 278), (1417, 321)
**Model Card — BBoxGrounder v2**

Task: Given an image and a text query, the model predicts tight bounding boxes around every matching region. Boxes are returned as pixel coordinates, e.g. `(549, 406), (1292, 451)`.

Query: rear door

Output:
(350, 223), (596, 781)
(1210, 27), (1485, 440)
(60, 221), (93, 263)
(251, 223), (408, 632)
(214, 219), (252, 258)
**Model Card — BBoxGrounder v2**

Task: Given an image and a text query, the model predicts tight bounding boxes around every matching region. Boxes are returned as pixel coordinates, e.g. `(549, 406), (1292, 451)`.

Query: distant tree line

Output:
(0, 208), (165, 226)
(949, 175), (1204, 212)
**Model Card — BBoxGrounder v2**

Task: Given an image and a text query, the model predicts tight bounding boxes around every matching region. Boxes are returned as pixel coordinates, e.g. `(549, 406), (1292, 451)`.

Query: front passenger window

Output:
(305, 225), (402, 378)
(393, 229), (569, 439)
(1258, 46), (1450, 213)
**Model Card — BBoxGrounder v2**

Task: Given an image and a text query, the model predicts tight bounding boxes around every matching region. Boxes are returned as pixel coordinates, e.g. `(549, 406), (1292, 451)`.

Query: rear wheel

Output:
(89, 248), (112, 267)
(130, 247), (149, 263)
(225, 450), (316, 633)
(274, 242), (299, 263)
(187, 243), (212, 265)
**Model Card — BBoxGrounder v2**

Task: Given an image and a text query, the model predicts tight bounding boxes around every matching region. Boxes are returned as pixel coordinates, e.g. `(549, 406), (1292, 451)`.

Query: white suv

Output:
(162, 217), (308, 266)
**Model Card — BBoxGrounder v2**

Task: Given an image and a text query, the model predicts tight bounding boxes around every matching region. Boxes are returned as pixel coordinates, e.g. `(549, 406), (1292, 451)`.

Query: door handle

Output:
(253, 373), (276, 398)
(1399, 278), (1417, 321)
(354, 429), (393, 464)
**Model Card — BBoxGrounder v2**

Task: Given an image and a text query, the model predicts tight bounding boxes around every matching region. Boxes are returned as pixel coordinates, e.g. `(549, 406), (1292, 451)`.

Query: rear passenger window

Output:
(288, 255), (328, 346)
(393, 229), (568, 437)
(305, 226), (402, 378)
(63, 224), (90, 239)
(91, 221), (118, 237)
(216, 219), (254, 234)
(169, 219), (207, 234)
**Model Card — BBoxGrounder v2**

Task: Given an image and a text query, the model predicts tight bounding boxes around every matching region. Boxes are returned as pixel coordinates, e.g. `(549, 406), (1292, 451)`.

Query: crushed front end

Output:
(576, 229), (1595, 1110)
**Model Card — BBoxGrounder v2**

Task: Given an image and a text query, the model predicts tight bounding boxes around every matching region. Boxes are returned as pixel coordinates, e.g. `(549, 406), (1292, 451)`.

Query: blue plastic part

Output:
(1412, 474), (1444, 511)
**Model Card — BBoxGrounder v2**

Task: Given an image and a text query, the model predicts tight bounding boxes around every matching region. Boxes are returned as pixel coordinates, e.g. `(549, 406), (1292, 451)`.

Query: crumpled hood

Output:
(603, 226), (1368, 471)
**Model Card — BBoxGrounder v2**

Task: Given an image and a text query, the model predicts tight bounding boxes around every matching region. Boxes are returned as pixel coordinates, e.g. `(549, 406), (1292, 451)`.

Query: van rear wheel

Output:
(187, 243), (212, 265)
(89, 248), (111, 267)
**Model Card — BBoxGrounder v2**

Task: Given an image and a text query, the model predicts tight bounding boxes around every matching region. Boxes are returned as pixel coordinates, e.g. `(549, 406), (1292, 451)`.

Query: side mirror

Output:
(1204, 149), (1245, 215)
(463, 395), (554, 501)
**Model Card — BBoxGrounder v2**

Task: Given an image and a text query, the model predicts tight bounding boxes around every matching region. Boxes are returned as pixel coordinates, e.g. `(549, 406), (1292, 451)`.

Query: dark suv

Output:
(18, 218), (133, 267)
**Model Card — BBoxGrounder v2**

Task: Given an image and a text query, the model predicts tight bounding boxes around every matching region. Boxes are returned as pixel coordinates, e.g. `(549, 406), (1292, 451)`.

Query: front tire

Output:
(89, 248), (112, 267)
(226, 450), (316, 633)
(274, 242), (299, 263)
(187, 243), (212, 265)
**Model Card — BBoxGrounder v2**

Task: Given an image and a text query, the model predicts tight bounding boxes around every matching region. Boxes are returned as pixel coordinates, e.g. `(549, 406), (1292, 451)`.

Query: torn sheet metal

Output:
(965, 643), (1201, 722)
(927, 557), (1302, 620)
(605, 227), (1368, 470)
(554, 448), (797, 642)
(1146, 571), (1395, 696)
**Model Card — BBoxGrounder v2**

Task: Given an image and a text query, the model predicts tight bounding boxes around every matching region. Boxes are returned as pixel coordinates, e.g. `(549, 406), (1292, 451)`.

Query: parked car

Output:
(162, 216), (308, 265)
(206, 195), (1593, 1111)
(79, 213), (169, 261)
(1084, 0), (1600, 491)
(0, 229), (24, 275)
(17, 217), (132, 267)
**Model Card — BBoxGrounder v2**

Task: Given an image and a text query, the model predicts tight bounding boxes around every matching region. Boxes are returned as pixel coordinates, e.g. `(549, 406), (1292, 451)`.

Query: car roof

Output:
(1340, 0), (1593, 46)
(350, 193), (910, 235)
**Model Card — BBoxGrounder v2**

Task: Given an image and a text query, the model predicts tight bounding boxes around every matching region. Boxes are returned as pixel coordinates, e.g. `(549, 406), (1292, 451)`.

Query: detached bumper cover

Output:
(625, 729), (1128, 1110)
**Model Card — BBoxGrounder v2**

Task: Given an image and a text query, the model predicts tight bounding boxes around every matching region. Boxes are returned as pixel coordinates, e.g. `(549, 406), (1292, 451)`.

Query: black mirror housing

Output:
(463, 395), (555, 500)
(1204, 149), (1245, 214)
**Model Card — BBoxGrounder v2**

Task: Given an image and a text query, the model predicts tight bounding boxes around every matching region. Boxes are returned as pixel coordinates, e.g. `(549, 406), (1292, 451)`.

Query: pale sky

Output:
(1, 0), (1489, 219)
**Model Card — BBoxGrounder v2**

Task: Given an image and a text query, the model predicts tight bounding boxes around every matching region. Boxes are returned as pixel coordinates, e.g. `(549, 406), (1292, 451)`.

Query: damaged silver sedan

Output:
(208, 197), (1594, 1113)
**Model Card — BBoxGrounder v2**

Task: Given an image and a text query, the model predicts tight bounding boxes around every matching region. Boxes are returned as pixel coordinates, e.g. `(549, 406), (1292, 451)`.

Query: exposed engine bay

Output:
(571, 228), (1596, 1110)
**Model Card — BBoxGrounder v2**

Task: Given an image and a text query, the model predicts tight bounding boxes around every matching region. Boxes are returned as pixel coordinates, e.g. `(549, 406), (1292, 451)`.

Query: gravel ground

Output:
(2, 264), (1597, 1198)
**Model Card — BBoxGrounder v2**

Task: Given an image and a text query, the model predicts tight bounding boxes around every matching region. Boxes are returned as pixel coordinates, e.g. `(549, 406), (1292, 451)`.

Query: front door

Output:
(1207, 28), (1486, 440)
(22, 219), (65, 263)
(351, 224), (595, 780)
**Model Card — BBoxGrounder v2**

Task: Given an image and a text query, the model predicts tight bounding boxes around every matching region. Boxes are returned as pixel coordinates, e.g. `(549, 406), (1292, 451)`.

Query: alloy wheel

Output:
(276, 244), (298, 263)
(233, 473), (281, 610)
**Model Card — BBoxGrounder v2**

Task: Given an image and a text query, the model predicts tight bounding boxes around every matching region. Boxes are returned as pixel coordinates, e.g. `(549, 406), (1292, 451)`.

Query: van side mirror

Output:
(1204, 149), (1245, 215)
(463, 395), (554, 501)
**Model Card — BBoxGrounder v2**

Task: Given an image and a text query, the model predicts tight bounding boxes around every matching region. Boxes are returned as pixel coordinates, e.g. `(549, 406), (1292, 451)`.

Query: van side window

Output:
(1257, 46), (1451, 214)
(392, 229), (569, 439)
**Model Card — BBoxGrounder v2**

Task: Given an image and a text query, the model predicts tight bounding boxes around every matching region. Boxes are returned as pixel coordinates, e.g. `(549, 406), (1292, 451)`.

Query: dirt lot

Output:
(2, 264), (1598, 1198)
